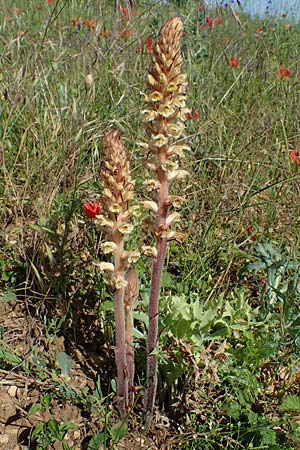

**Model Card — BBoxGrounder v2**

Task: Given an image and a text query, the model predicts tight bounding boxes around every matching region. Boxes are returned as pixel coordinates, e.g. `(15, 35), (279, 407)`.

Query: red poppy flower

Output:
(279, 66), (290, 79)
(83, 202), (101, 219)
(257, 27), (263, 33)
(84, 20), (96, 29)
(206, 18), (213, 27)
(290, 149), (300, 165)
(230, 57), (239, 68)
(45, 0), (54, 4)
(214, 18), (222, 25)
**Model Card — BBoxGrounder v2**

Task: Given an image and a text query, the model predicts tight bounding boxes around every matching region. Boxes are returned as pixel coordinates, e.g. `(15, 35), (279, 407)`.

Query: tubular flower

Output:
(101, 241), (117, 254)
(141, 245), (158, 257)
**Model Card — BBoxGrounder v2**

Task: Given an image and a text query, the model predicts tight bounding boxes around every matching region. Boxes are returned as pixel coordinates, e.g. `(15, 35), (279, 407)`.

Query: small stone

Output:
(8, 385), (18, 397)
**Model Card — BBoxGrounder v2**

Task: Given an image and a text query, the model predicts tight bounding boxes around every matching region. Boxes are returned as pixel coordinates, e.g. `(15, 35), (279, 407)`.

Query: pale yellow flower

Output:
(167, 169), (189, 181)
(172, 95), (186, 108)
(148, 91), (163, 102)
(159, 72), (168, 86)
(167, 121), (185, 138)
(101, 241), (117, 254)
(141, 245), (158, 257)
(158, 104), (176, 118)
(94, 261), (115, 272)
(147, 73), (157, 87)
(161, 160), (179, 172)
(102, 188), (112, 199)
(145, 162), (157, 171)
(152, 134), (168, 147)
(122, 191), (135, 201)
(167, 144), (190, 157)
(168, 195), (185, 208)
(122, 250), (141, 264)
(118, 223), (134, 235)
(174, 73), (187, 85)
(160, 230), (186, 242)
(142, 200), (159, 213)
(96, 215), (114, 229)
(109, 203), (123, 214)
(137, 142), (149, 151)
(166, 211), (181, 226)
(114, 275), (128, 289)
(141, 109), (157, 122)
(143, 179), (161, 191)
(167, 82), (178, 92)
(119, 206), (140, 222)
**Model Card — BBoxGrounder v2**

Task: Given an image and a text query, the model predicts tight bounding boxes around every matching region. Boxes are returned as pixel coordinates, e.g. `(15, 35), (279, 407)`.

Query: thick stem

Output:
(144, 237), (168, 431)
(113, 231), (128, 417)
(144, 129), (169, 429)
(126, 305), (135, 406)
(114, 286), (128, 417)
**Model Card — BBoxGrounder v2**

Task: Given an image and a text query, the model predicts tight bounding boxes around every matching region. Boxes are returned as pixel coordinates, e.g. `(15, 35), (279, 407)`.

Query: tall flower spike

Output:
(143, 17), (189, 431)
(97, 130), (139, 417)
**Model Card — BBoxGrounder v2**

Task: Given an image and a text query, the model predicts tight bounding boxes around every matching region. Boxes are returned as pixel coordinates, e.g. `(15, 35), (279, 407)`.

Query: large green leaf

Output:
(280, 395), (300, 411)
(57, 352), (75, 376)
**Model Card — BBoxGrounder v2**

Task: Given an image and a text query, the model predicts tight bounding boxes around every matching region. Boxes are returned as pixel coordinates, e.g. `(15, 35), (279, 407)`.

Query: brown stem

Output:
(125, 268), (139, 407)
(144, 125), (170, 430)
(113, 287), (128, 417)
(126, 305), (135, 405)
(144, 237), (168, 430)
(113, 232), (128, 417)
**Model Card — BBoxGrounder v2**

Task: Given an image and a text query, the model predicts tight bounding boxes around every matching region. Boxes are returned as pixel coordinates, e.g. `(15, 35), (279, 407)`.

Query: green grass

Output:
(1, 0), (300, 448)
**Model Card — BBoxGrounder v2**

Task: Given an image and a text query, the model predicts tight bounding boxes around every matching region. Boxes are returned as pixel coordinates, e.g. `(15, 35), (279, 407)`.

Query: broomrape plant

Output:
(95, 130), (140, 417)
(94, 17), (190, 428)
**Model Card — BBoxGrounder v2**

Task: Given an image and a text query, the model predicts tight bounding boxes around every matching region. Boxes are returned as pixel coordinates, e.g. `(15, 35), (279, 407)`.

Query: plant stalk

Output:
(144, 237), (168, 430)
(113, 232), (128, 417)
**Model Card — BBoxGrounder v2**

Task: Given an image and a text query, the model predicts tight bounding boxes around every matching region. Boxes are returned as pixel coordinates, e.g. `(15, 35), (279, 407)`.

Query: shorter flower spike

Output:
(97, 129), (139, 418)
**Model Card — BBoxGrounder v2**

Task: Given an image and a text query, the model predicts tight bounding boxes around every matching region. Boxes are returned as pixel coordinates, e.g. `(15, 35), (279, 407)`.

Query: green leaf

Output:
(0, 348), (22, 366)
(110, 421), (128, 443)
(0, 291), (17, 303)
(57, 351), (75, 376)
(59, 422), (78, 433)
(111, 378), (117, 393)
(100, 301), (114, 312)
(48, 418), (60, 439)
(280, 395), (300, 411)
(31, 423), (45, 440)
(27, 403), (42, 417)
(88, 432), (107, 449)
